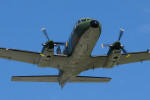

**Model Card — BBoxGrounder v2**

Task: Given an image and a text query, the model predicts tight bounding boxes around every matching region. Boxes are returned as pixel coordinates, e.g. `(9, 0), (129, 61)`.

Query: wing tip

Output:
(11, 76), (20, 81)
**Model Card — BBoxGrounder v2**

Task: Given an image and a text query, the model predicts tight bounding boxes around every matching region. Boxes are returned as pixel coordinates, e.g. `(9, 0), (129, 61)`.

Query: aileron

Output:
(119, 51), (150, 65)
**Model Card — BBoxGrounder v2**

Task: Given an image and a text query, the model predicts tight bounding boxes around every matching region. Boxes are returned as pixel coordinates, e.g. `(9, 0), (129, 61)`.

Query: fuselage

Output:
(38, 18), (101, 70)
(7, 18), (149, 87)
(63, 18), (101, 57)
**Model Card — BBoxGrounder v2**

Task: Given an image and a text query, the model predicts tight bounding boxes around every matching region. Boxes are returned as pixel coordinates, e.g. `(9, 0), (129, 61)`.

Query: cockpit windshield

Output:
(77, 18), (92, 24)
(73, 18), (93, 30)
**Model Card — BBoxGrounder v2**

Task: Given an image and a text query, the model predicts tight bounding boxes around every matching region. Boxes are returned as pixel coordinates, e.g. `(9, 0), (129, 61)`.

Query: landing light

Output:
(40, 54), (45, 57)
(126, 54), (130, 58)
(66, 42), (68, 47)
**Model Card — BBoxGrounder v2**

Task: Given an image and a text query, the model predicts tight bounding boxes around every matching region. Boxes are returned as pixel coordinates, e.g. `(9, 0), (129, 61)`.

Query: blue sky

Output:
(0, 0), (150, 100)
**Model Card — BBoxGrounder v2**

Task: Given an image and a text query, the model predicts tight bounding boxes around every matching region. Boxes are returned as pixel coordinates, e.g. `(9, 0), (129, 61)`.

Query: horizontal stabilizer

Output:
(12, 75), (111, 83)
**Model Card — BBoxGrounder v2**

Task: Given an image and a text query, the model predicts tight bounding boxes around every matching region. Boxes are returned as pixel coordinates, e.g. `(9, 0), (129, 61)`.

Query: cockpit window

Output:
(74, 18), (93, 29)
(86, 18), (90, 21)
(77, 18), (91, 24)
(81, 19), (86, 22)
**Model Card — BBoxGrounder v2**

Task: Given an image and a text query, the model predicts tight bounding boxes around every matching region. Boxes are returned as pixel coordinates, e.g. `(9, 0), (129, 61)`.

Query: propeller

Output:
(41, 27), (66, 46)
(101, 28), (129, 56)
(54, 42), (65, 46)
(101, 43), (112, 48)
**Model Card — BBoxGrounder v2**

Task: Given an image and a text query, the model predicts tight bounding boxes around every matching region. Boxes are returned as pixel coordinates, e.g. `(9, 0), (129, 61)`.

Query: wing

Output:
(88, 51), (150, 69)
(118, 51), (150, 65)
(0, 47), (41, 64)
(12, 75), (111, 83)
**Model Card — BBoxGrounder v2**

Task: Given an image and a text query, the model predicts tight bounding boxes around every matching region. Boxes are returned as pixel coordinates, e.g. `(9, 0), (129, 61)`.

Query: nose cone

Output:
(90, 20), (99, 28)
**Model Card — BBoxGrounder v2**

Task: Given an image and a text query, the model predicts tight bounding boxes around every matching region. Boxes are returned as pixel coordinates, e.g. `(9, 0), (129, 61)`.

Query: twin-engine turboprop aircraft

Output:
(0, 18), (150, 88)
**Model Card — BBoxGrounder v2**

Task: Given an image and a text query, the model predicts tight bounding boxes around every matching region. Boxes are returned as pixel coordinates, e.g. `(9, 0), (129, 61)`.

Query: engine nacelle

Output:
(41, 46), (54, 57)
(38, 41), (54, 67)
(42, 41), (54, 57)
(103, 50), (121, 68)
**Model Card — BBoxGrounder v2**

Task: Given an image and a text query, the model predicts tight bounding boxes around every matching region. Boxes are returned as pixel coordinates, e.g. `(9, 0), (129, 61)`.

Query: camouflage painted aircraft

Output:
(0, 18), (150, 88)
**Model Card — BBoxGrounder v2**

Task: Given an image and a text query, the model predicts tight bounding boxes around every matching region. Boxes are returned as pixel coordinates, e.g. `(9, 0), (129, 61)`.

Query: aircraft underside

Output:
(38, 27), (101, 87)
(1, 18), (150, 88)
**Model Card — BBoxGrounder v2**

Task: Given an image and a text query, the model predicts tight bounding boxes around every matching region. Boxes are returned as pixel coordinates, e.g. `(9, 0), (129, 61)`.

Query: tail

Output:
(12, 75), (111, 83)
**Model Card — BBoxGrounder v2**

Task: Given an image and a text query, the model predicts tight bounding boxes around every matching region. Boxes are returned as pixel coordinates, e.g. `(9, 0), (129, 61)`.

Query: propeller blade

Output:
(121, 48), (131, 57)
(121, 47), (127, 54)
(118, 28), (124, 41)
(101, 43), (112, 48)
(41, 27), (50, 41)
(54, 42), (65, 46)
